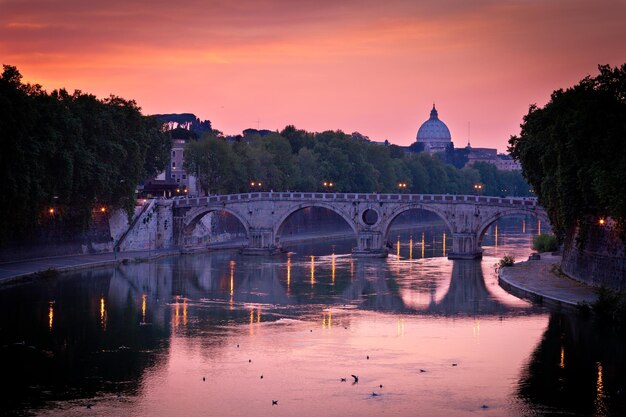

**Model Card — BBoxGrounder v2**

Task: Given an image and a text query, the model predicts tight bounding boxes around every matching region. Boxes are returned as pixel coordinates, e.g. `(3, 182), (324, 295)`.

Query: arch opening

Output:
(183, 209), (248, 247)
(275, 206), (357, 255)
(383, 208), (453, 259)
(477, 212), (551, 259)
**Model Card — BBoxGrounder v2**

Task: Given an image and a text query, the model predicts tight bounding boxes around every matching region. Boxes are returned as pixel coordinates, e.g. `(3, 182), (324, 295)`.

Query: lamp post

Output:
(397, 182), (408, 193)
(322, 181), (334, 192)
(250, 181), (263, 191)
(473, 183), (483, 195)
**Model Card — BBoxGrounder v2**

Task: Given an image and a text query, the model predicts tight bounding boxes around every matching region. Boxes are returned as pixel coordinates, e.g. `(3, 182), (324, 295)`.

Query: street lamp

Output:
(473, 183), (483, 195)
(397, 182), (408, 192)
(322, 181), (334, 192)
(250, 181), (263, 191)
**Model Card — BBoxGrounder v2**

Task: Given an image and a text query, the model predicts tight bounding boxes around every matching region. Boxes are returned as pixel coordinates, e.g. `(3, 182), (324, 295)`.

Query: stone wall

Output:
(117, 200), (159, 251)
(561, 218), (626, 291)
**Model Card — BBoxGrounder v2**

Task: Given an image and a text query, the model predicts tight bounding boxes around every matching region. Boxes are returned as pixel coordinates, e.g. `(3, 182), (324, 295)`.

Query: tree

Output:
(184, 133), (237, 194)
(0, 66), (171, 246)
(509, 64), (626, 241)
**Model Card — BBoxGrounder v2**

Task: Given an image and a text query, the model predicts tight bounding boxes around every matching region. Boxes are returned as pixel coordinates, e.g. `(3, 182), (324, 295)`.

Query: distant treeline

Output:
(0, 65), (171, 246)
(184, 126), (532, 197)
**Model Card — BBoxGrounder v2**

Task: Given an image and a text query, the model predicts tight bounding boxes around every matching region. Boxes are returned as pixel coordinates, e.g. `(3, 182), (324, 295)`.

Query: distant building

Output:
(415, 104), (452, 153)
(167, 138), (198, 195)
(138, 134), (200, 198)
(465, 146), (521, 171)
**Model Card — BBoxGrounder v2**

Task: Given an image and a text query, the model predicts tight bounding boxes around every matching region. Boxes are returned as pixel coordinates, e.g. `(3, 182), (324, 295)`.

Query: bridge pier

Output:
(240, 227), (281, 256)
(352, 230), (389, 258)
(447, 233), (483, 260)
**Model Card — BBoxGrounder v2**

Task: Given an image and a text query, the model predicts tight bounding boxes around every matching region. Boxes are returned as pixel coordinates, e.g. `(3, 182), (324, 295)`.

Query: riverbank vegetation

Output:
(508, 64), (626, 243)
(532, 234), (559, 253)
(184, 128), (532, 196)
(0, 65), (170, 246)
(499, 254), (516, 268)
(590, 287), (626, 326)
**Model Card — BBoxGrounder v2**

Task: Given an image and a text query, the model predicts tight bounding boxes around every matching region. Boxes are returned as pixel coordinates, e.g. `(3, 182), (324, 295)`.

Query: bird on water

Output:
(351, 374), (359, 383)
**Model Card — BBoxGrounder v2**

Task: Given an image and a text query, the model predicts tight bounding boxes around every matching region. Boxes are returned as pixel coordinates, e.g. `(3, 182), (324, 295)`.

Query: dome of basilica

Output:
(416, 105), (452, 150)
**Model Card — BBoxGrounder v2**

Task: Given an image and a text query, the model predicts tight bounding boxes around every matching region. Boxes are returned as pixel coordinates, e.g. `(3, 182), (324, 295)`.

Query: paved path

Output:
(499, 253), (598, 309)
(0, 248), (180, 284)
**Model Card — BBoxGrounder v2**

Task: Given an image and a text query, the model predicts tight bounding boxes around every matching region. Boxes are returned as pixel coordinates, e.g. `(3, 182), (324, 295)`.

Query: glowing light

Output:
(141, 293), (147, 324)
(323, 310), (332, 329)
(173, 295), (180, 328)
(48, 208), (55, 215)
(598, 218), (606, 226)
(48, 301), (54, 331)
(100, 206), (106, 213)
(421, 232), (425, 258)
(331, 254), (336, 285)
(409, 236), (413, 260)
(100, 296), (107, 330)
(538, 219), (541, 235)
(286, 255), (291, 293)
(595, 361), (608, 416)
(310, 255), (315, 286)
(559, 345), (565, 369)
(230, 260), (235, 307)
(522, 219), (526, 233)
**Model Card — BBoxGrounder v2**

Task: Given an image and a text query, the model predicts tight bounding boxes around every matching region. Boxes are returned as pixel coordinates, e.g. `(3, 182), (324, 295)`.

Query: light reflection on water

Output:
(1, 218), (625, 416)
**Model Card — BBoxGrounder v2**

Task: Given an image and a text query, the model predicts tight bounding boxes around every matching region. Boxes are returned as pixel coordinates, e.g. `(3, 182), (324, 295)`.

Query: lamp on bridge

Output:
(397, 182), (408, 192)
(250, 181), (263, 191)
(473, 183), (483, 195)
(322, 181), (334, 192)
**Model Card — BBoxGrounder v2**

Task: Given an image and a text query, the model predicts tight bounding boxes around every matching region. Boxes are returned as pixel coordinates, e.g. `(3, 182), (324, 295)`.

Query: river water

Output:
(1, 218), (625, 417)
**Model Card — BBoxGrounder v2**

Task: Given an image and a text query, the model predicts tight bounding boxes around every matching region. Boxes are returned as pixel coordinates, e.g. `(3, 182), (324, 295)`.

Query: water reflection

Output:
(0, 218), (623, 417)
(517, 313), (626, 416)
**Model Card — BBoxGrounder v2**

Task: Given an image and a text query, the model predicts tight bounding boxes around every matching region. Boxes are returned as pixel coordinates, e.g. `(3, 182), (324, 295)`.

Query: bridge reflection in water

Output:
(6, 219), (625, 417)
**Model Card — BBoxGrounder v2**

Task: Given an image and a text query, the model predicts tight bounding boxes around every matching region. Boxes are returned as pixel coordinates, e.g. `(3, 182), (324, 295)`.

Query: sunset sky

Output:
(1, 0), (625, 151)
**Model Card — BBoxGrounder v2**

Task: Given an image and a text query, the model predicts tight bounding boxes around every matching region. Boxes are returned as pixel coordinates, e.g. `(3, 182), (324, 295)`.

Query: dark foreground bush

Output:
(499, 255), (515, 268)
(592, 287), (626, 325)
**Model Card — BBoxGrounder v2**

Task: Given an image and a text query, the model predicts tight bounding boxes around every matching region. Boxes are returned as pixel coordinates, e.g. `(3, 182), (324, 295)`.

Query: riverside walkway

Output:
(0, 248), (180, 285)
(499, 253), (598, 308)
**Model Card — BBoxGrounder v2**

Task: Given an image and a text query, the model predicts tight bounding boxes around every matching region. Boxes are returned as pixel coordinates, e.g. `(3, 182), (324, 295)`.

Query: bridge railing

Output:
(173, 192), (539, 208)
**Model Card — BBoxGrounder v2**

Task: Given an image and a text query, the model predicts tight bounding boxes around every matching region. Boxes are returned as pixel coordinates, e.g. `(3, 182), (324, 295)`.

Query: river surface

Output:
(1, 218), (625, 417)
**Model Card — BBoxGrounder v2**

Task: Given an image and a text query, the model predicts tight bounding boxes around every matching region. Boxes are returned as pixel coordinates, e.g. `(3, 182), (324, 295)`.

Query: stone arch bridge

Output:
(171, 192), (548, 259)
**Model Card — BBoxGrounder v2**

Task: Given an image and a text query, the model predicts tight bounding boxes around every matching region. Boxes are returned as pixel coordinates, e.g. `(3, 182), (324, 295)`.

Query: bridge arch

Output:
(273, 202), (357, 242)
(476, 208), (550, 248)
(182, 206), (251, 244)
(380, 204), (455, 242)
